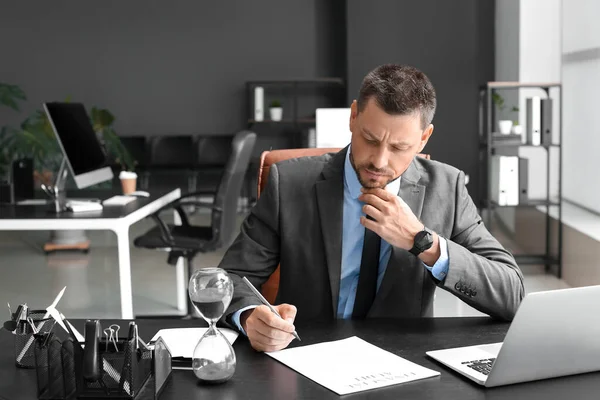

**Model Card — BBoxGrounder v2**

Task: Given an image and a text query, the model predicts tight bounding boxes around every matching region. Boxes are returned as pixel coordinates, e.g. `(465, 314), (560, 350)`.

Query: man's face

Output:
(349, 98), (434, 189)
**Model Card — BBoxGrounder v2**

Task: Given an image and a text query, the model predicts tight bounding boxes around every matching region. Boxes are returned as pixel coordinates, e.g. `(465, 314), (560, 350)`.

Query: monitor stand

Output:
(52, 158), (69, 213)
(44, 158), (91, 253)
(50, 159), (102, 213)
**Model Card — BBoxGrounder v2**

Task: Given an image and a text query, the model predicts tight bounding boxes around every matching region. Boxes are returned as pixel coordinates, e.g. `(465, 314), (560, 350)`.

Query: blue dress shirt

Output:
(232, 147), (450, 330)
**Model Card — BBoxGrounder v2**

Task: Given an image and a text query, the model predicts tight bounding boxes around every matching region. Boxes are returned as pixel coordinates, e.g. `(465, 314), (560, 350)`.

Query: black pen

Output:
(242, 276), (300, 341)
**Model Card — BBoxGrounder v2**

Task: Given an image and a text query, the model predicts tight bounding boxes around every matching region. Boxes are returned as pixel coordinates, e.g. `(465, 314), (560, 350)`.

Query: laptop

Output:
(426, 285), (600, 387)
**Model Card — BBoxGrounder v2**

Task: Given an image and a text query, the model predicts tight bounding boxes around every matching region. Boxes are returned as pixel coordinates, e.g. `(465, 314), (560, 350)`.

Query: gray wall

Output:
(494, 0), (520, 233)
(495, 0), (520, 121)
(0, 0), (344, 139)
(346, 0), (495, 206)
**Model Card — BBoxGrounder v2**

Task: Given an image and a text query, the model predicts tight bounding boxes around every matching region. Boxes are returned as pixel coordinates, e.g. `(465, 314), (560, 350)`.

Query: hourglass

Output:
(188, 267), (236, 383)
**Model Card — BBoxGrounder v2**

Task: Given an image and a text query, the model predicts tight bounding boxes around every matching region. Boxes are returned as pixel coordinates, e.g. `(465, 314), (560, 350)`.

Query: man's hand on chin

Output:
(359, 187), (441, 266)
(241, 303), (297, 352)
(358, 187), (424, 249)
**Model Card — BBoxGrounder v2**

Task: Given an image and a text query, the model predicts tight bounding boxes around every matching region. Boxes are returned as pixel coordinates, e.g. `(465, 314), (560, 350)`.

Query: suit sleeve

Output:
(218, 163), (281, 328)
(440, 170), (525, 320)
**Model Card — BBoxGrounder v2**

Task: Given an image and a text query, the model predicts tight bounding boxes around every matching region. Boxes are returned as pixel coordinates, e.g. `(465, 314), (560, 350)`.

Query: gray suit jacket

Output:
(219, 147), (524, 324)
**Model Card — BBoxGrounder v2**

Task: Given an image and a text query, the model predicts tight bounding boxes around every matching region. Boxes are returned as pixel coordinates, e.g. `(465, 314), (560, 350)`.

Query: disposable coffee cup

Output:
(119, 171), (137, 195)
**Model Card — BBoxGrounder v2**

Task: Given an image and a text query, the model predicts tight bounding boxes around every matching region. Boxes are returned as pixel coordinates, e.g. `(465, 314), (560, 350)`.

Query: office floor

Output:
(0, 210), (569, 320)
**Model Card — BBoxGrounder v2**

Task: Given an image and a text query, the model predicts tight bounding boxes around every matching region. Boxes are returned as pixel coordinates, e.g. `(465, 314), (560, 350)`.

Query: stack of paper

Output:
(266, 336), (440, 395)
(151, 327), (239, 358)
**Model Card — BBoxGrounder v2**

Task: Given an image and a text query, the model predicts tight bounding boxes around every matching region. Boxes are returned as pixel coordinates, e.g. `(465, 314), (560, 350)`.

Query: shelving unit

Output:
(479, 81), (563, 277)
(245, 78), (346, 147)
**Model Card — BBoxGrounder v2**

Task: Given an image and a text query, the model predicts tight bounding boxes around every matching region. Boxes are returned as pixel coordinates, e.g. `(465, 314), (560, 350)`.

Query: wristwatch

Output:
(409, 226), (434, 256)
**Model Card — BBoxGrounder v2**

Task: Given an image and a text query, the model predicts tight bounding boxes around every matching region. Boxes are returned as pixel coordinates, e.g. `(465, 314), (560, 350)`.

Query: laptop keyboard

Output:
(462, 358), (496, 375)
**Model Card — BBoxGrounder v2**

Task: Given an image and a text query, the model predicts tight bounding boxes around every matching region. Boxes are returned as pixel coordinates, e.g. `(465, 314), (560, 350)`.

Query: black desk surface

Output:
(0, 189), (179, 220)
(1, 318), (599, 400)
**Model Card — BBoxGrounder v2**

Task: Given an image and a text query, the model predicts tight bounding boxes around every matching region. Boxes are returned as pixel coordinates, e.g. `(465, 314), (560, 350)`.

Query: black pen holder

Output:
(15, 310), (54, 368)
(34, 337), (153, 400)
(34, 337), (79, 400)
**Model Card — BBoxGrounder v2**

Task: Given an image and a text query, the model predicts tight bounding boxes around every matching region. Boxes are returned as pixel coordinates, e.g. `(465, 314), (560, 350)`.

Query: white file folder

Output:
(491, 156), (519, 206)
(526, 97), (541, 146)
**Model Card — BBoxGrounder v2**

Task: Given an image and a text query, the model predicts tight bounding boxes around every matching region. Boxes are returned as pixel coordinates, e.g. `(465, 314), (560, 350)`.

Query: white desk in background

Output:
(0, 188), (182, 319)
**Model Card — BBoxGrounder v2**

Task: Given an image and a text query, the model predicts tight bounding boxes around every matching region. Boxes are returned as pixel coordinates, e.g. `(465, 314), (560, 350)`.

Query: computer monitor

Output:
(315, 108), (352, 148)
(43, 102), (114, 188)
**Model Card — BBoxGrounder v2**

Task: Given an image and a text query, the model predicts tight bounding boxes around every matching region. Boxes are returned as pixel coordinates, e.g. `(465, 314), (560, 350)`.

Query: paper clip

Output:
(103, 328), (118, 352)
(109, 324), (121, 343)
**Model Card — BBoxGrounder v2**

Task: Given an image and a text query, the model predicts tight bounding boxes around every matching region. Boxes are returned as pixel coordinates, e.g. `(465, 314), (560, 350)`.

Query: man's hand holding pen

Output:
(241, 304), (297, 352)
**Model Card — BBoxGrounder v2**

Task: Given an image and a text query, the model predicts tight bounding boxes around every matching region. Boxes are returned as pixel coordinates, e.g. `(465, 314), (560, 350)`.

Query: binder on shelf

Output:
(518, 157), (529, 205)
(526, 97), (541, 146)
(490, 155), (519, 206)
(541, 98), (553, 146)
(254, 87), (264, 121)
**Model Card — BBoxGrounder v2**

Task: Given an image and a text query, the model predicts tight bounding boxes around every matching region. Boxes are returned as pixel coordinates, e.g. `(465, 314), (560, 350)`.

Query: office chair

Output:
(258, 148), (431, 304)
(194, 134), (235, 194)
(134, 130), (257, 316)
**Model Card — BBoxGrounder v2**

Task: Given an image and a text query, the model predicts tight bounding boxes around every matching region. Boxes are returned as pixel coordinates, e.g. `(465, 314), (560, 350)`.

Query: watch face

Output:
(416, 229), (433, 251)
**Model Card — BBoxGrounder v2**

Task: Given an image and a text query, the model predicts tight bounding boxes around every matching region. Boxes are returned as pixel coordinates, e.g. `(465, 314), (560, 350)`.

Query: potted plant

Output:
(269, 100), (283, 121)
(492, 93), (519, 135)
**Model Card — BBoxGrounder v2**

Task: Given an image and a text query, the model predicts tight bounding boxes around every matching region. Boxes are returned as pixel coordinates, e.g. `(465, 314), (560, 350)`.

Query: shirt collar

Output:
(344, 145), (401, 200)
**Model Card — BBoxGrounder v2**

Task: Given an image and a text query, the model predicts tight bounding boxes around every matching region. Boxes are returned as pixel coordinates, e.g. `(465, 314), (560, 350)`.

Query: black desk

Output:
(1, 318), (599, 399)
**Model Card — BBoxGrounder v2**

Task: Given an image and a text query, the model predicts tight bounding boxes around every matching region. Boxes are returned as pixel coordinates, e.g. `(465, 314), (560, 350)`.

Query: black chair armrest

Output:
(148, 193), (220, 229)
(172, 205), (191, 227)
(176, 199), (222, 212)
(150, 214), (175, 245)
(178, 190), (217, 200)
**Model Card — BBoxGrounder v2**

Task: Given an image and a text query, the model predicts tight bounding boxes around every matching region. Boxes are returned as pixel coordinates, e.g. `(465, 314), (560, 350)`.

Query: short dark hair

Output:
(357, 64), (437, 129)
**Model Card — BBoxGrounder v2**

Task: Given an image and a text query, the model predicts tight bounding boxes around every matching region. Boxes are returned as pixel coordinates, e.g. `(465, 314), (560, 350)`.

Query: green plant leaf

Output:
(101, 127), (135, 171)
(94, 108), (115, 127)
(0, 83), (27, 111)
(491, 92), (505, 111)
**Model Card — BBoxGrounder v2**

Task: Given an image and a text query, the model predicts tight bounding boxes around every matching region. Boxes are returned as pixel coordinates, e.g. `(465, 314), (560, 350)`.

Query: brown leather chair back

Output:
(258, 148), (430, 303)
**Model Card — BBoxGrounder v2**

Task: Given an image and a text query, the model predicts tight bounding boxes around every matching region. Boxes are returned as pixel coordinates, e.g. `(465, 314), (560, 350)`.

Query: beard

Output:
(349, 152), (397, 189)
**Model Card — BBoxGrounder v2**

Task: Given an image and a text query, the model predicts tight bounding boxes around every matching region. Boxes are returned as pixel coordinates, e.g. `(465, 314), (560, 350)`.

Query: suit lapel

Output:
(398, 160), (426, 218)
(315, 147), (347, 316)
(372, 159), (426, 312)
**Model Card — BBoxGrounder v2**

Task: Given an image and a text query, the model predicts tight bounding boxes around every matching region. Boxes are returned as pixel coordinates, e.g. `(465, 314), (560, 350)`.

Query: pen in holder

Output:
(15, 310), (54, 368)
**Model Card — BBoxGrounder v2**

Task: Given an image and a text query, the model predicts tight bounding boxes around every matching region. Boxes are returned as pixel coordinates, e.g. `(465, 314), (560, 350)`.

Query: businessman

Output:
(218, 64), (524, 352)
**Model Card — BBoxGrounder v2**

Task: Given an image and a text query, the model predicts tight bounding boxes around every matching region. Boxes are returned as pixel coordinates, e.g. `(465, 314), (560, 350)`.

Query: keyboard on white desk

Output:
(66, 200), (103, 213)
(102, 195), (137, 206)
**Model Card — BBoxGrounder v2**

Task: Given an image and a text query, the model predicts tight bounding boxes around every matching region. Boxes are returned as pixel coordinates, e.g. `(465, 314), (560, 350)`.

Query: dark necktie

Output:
(353, 218), (381, 318)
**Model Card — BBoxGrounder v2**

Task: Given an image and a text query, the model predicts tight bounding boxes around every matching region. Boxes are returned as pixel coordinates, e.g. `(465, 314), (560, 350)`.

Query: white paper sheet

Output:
(266, 336), (440, 395)
(150, 327), (239, 358)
